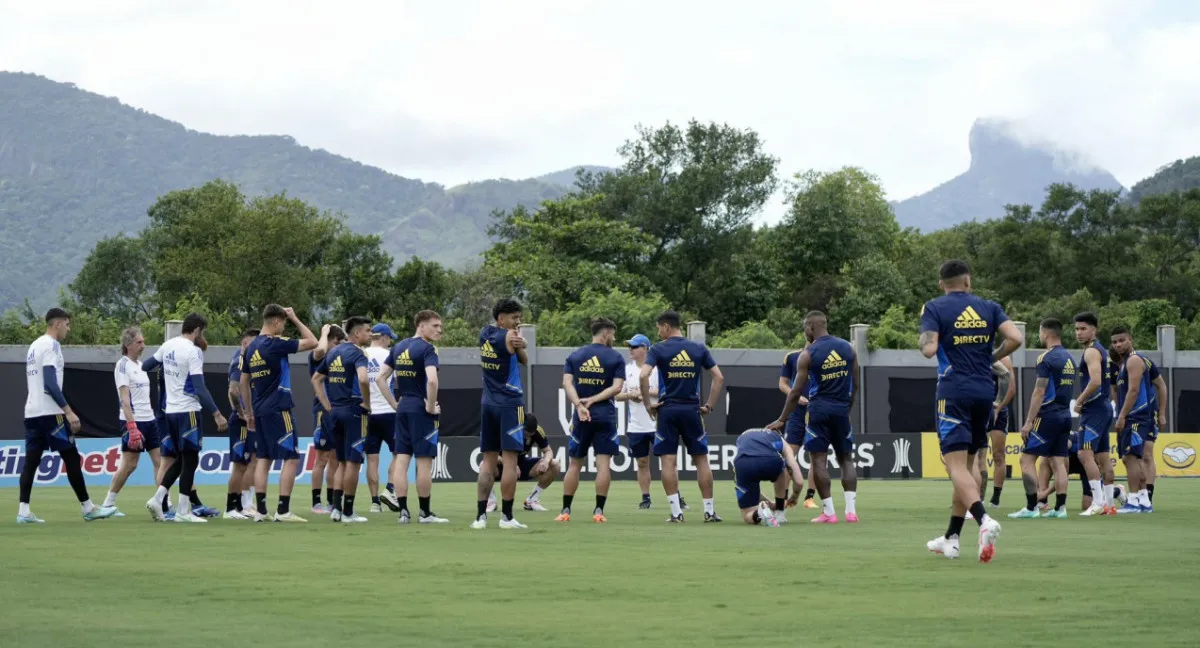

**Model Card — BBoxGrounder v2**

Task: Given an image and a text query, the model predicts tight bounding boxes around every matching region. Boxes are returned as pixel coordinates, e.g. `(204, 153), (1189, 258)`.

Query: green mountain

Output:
(0, 71), (579, 309)
(1128, 156), (1200, 203)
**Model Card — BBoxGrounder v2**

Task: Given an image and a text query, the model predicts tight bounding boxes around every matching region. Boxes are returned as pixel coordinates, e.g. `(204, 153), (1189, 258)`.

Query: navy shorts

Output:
(23, 415), (75, 455)
(569, 418), (619, 458)
(365, 412), (396, 455)
(1079, 407), (1113, 454)
(626, 432), (654, 459)
(498, 455), (543, 482)
(1144, 422), (1159, 442)
(784, 407), (807, 446)
(331, 405), (369, 464)
(395, 409), (439, 457)
(653, 404), (708, 456)
(989, 407), (1010, 433)
(121, 419), (162, 454)
(1023, 414), (1071, 457)
(256, 409), (301, 461)
(1117, 421), (1147, 459)
(227, 415), (252, 464)
(164, 411), (203, 453)
(312, 409), (335, 453)
(803, 408), (853, 456)
(480, 404), (525, 453)
(937, 398), (992, 455)
(733, 454), (785, 510)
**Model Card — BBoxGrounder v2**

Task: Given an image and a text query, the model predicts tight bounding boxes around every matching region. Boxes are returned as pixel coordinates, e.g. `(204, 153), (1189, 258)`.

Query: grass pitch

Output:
(1, 480), (1198, 648)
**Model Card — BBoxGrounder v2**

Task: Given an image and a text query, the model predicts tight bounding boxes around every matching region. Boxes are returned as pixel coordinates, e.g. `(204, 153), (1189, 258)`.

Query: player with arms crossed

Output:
(640, 310), (725, 523)
(313, 316), (372, 523)
(472, 299), (529, 530)
(986, 355), (1016, 508)
(731, 429), (807, 527)
(101, 327), (161, 517)
(144, 313), (228, 523)
(17, 308), (118, 523)
(616, 334), (659, 509)
(920, 261), (1022, 562)
(1009, 319), (1075, 519)
(778, 346), (818, 509)
(1072, 312), (1116, 515)
(556, 318), (626, 523)
(1110, 326), (1167, 513)
(376, 310), (449, 524)
(241, 304), (318, 522)
(768, 311), (857, 524)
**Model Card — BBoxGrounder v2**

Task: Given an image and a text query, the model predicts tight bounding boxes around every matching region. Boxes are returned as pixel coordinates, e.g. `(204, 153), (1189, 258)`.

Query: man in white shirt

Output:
(364, 323), (400, 513)
(18, 308), (117, 523)
(101, 326), (163, 516)
(143, 313), (227, 523)
(616, 334), (660, 510)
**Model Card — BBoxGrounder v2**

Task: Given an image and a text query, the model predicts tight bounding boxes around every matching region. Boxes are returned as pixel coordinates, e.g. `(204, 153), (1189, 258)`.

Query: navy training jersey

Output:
(307, 352), (323, 410)
(564, 343), (626, 422)
(920, 292), (1009, 402)
(805, 335), (855, 414)
(244, 335), (301, 415)
(736, 429), (785, 458)
(388, 337), (440, 412)
(479, 325), (524, 407)
(1035, 346), (1075, 417)
(316, 342), (368, 408)
(228, 350), (246, 412)
(781, 350), (800, 386)
(1077, 341), (1112, 414)
(1115, 352), (1158, 424)
(646, 337), (716, 406)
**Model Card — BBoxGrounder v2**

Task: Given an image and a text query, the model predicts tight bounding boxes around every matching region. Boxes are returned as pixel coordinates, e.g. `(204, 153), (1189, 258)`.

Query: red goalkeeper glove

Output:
(125, 420), (143, 451)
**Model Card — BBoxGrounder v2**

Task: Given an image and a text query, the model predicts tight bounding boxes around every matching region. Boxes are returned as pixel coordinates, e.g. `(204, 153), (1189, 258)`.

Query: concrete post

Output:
(850, 324), (869, 433)
(1158, 325), (1176, 434)
(1012, 321), (1027, 428)
(519, 324), (537, 409)
(686, 321), (706, 343)
(165, 320), (183, 341)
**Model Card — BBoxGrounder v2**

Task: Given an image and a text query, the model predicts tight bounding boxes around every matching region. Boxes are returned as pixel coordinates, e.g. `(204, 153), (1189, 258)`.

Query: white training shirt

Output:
(364, 345), (396, 414)
(24, 334), (65, 418)
(115, 356), (155, 422)
(154, 336), (204, 414)
(623, 360), (659, 434)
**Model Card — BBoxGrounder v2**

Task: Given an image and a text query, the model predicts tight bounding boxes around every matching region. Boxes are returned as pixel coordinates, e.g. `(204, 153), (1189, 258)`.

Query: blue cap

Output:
(626, 334), (651, 348)
(371, 323), (398, 340)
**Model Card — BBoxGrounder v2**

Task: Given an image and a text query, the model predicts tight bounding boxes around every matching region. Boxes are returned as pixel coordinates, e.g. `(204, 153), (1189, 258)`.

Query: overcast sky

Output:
(3, 0), (1199, 221)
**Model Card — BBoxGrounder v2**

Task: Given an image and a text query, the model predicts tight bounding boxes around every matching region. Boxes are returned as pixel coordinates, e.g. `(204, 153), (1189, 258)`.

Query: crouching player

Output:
(488, 414), (560, 512)
(733, 428), (806, 528)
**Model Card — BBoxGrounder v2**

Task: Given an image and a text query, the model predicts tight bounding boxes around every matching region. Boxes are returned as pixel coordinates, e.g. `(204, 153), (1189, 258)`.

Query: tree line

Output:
(3, 120), (1199, 350)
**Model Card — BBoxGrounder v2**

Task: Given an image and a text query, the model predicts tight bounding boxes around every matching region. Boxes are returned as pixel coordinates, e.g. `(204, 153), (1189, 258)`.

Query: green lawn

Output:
(1, 480), (1198, 648)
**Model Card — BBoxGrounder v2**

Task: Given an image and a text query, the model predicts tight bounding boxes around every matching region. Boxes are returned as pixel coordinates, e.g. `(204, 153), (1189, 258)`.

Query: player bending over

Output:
(732, 429), (806, 527)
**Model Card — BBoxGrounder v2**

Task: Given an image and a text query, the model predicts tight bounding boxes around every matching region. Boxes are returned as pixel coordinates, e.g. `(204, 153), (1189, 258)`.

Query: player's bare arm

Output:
(1075, 347), (1103, 414)
(312, 372), (332, 413)
(770, 351), (811, 428)
(638, 362), (656, 420)
(424, 365), (439, 415)
(239, 371), (254, 429)
(702, 365), (724, 414)
(356, 365), (371, 414)
(312, 323), (332, 362)
(563, 372), (589, 422)
(285, 308), (318, 352)
(918, 331), (938, 359)
(375, 364), (399, 411)
(1153, 374), (1168, 432)
(1115, 358), (1143, 430)
(994, 320), (1024, 361)
(1021, 377), (1049, 440)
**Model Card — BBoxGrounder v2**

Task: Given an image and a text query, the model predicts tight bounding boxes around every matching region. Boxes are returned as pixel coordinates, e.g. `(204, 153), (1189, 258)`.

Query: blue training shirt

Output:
(243, 335), (301, 415)
(479, 325), (524, 407)
(804, 335), (855, 415)
(1115, 352), (1158, 425)
(316, 342), (368, 408)
(1035, 346), (1075, 418)
(564, 343), (626, 423)
(920, 291), (1009, 402)
(736, 429), (785, 458)
(388, 337), (440, 412)
(1077, 341), (1112, 416)
(645, 336), (716, 407)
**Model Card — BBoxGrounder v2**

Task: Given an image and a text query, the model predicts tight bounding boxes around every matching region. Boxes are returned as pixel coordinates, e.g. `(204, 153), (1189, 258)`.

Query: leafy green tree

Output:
(391, 258), (456, 331)
(70, 234), (156, 321)
(764, 307), (805, 345)
(437, 317), (478, 347)
(711, 321), (785, 349)
(829, 254), (910, 334)
(326, 232), (395, 319)
(868, 305), (919, 350)
(536, 289), (671, 347)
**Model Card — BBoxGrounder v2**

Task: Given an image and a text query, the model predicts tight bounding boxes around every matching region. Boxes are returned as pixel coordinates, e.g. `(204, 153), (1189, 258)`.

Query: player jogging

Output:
(731, 429), (807, 527)
(920, 260), (1021, 562)
(101, 327), (162, 517)
(376, 310), (449, 524)
(986, 355), (1016, 507)
(472, 299), (530, 530)
(313, 316), (373, 523)
(1009, 319), (1075, 520)
(640, 310), (725, 523)
(364, 323), (399, 513)
(241, 304), (318, 522)
(144, 313), (228, 523)
(1110, 326), (1166, 513)
(768, 311), (857, 524)
(223, 329), (260, 520)
(556, 318), (626, 523)
(17, 308), (118, 523)
(616, 334), (658, 509)
(778, 345), (818, 509)
(1072, 312), (1116, 515)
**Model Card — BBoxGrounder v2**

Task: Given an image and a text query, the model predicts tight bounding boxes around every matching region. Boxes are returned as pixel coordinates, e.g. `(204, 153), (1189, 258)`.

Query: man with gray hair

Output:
(101, 326), (162, 516)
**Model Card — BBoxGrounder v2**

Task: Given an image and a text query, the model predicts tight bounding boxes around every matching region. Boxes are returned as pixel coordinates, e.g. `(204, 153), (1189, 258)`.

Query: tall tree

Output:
(70, 234), (156, 321)
(326, 232), (395, 319)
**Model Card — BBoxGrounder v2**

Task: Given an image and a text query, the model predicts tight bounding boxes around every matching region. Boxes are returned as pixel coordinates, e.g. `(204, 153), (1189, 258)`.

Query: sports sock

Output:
(312, 489), (321, 506)
(501, 498), (514, 520)
(667, 493), (682, 517)
(81, 500), (97, 515)
(1104, 484), (1115, 506)
(1038, 497), (1048, 507)
(595, 495), (607, 514)
(1138, 489), (1149, 506)
(398, 496), (408, 514)
(821, 497), (834, 516)
(18, 502), (31, 517)
(343, 495), (355, 516)
(751, 510), (761, 524)
(188, 488), (203, 508)
(641, 492), (651, 501)
(1025, 493), (1037, 511)
(256, 492), (267, 515)
(703, 498), (714, 515)
(277, 495), (291, 515)
(562, 494), (574, 514)
(178, 493), (191, 514)
(945, 515), (965, 539)
(242, 490), (252, 510)
(371, 496), (381, 506)
(332, 490), (343, 512)
(1146, 484), (1155, 503)
(805, 488), (816, 500)
(775, 497), (786, 511)
(386, 482), (395, 494)
(154, 484), (168, 503)
(325, 487), (334, 505)
(477, 499), (487, 519)
(1088, 480), (1103, 506)
(990, 487), (1002, 505)
(968, 501), (988, 525)
(418, 496), (431, 517)
(226, 493), (240, 512)
(103, 491), (118, 508)
(844, 491), (857, 515)
(1055, 493), (1067, 511)
(529, 485), (545, 502)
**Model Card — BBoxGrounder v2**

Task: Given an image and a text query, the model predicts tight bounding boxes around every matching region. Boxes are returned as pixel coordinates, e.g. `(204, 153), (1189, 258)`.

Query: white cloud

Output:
(1, 0), (1197, 219)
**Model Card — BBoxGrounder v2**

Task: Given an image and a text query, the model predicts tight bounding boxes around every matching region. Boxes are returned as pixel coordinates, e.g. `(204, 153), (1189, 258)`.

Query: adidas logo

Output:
(249, 350), (266, 368)
(821, 349), (848, 370)
(480, 340), (498, 359)
(397, 348), (414, 366)
(954, 306), (989, 329)
(329, 356), (345, 371)
(580, 355), (605, 373)
(668, 350), (693, 368)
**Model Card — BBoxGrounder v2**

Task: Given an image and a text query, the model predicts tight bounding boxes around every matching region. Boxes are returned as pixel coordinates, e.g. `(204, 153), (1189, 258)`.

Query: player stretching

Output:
(731, 429), (807, 527)
(102, 327), (161, 517)
(144, 313), (227, 523)
(308, 324), (341, 516)
(364, 323), (399, 513)
(17, 308), (117, 523)
(313, 316), (372, 523)
(472, 299), (529, 530)
(617, 334), (658, 509)
(242, 305), (318, 522)
(557, 318), (626, 523)
(1009, 319), (1075, 519)
(920, 261), (1021, 562)
(640, 310), (725, 523)
(1110, 326), (1166, 513)
(377, 310), (449, 524)
(986, 355), (1016, 507)
(1072, 313), (1115, 515)
(778, 346), (817, 509)
(768, 312), (857, 524)
(223, 329), (259, 520)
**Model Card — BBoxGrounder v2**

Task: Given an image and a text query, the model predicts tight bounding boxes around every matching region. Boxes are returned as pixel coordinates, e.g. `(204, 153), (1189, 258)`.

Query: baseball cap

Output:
(626, 334), (651, 348)
(371, 323), (398, 340)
